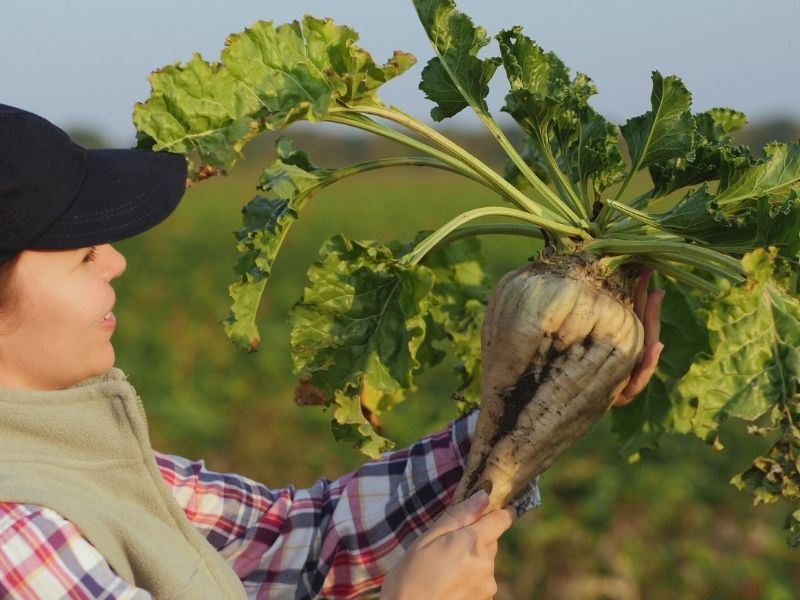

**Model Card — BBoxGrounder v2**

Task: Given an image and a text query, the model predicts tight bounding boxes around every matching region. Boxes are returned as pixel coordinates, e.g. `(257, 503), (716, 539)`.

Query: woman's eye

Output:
(84, 246), (98, 262)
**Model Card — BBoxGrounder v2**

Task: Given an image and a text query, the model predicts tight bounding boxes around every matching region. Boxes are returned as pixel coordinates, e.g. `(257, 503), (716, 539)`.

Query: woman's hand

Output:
(612, 268), (665, 407)
(380, 490), (513, 600)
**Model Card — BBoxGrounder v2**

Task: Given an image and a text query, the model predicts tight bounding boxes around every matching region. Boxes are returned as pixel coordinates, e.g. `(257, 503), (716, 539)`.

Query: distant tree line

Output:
(68, 115), (800, 173)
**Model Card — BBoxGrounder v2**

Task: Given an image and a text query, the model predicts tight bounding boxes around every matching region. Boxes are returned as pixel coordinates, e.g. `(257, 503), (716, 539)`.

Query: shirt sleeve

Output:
(155, 411), (541, 599)
(0, 502), (151, 600)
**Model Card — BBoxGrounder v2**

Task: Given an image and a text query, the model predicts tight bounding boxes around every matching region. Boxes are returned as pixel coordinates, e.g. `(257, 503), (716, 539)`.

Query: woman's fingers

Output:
(425, 490), (489, 541)
(468, 506), (516, 546)
(644, 289), (665, 347)
(381, 493), (509, 600)
(613, 341), (664, 406)
(613, 281), (665, 407)
(633, 267), (653, 322)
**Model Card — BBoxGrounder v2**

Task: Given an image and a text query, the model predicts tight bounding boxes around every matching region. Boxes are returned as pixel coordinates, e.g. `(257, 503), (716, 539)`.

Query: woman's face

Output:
(0, 244), (126, 390)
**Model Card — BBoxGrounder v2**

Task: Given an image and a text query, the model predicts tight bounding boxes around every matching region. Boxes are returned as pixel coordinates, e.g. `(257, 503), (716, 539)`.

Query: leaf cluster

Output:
(134, 0), (800, 545)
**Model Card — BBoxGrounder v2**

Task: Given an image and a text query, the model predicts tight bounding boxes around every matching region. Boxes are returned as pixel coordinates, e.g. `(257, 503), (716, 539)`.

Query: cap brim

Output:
(29, 148), (188, 250)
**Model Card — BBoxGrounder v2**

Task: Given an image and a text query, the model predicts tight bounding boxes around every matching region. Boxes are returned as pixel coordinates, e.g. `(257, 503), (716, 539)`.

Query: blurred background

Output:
(110, 134), (800, 600)
(3, 1), (800, 598)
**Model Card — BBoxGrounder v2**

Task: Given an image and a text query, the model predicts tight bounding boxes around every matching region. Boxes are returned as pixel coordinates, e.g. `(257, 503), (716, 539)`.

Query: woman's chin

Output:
(92, 343), (116, 374)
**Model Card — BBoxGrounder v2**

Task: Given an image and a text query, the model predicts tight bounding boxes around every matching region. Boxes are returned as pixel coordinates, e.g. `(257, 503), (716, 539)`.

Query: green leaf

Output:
(260, 138), (335, 197)
(445, 298), (485, 406)
(643, 184), (752, 247)
(414, 0), (501, 120)
(650, 108), (752, 197)
(289, 235), (436, 455)
(223, 140), (334, 351)
(418, 235), (490, 403)
(553, 105), (627, 195)
(497, 27), (622, 201)
(644, 185), (800, 255)
(224, 196), (298, 351)
(676, 247), (800, 441)
(695, 107), (748, 141)
(133, 53), (261, 172)
(134, 16), (415, 175)
(416, 313), (448, 371)
(620, 72), (695, 177)
(717, 142), (800, 208)
(754, 189), (800, 259)
(612, 275), (709, 454)
(331, 389), (394, 459)
(498, 27), (590, 136)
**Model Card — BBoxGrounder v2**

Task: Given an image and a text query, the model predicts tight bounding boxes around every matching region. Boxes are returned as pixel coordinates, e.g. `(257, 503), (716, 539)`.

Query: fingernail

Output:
(469, 489), (489, 509)
(657, 342), (665, 354)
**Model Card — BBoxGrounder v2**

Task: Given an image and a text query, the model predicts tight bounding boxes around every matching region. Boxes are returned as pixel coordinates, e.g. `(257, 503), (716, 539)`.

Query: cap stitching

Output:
(58, 197), (143, 222)
(39, 196), (172, 239)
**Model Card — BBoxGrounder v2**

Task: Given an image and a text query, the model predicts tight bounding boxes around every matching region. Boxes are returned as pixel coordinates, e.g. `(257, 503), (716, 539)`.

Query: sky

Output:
(2, 0), (798, 147)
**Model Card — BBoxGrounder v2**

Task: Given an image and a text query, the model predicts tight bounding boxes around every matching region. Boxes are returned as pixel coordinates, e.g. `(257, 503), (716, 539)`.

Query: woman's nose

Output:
(102, 244), (127, 280)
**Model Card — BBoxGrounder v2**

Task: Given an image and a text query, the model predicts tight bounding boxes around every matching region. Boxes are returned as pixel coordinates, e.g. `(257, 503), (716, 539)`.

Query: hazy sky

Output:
(2, 1), (798, 146)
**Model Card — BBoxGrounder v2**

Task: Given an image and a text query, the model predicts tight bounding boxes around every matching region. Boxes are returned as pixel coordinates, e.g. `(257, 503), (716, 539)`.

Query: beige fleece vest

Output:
(0, 368), (247, 599)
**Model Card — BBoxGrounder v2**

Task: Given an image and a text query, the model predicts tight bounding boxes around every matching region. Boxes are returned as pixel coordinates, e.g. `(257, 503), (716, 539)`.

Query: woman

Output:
(0, 104), (663, 599)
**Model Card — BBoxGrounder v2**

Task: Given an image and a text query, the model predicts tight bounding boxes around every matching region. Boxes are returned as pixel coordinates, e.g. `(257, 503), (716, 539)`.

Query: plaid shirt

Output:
(0, 411), (540, 599)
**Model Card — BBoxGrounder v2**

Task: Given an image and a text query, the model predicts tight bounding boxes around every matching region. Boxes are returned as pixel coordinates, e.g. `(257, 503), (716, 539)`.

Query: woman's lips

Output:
(101, 311), (117, 328)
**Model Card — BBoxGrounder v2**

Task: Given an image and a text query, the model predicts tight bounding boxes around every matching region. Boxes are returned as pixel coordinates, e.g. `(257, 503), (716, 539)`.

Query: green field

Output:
(112, 159), (800, 599)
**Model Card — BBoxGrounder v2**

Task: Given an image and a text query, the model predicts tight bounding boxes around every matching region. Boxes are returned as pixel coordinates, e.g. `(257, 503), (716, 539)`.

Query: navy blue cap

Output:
(0, 103), (188, 265)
